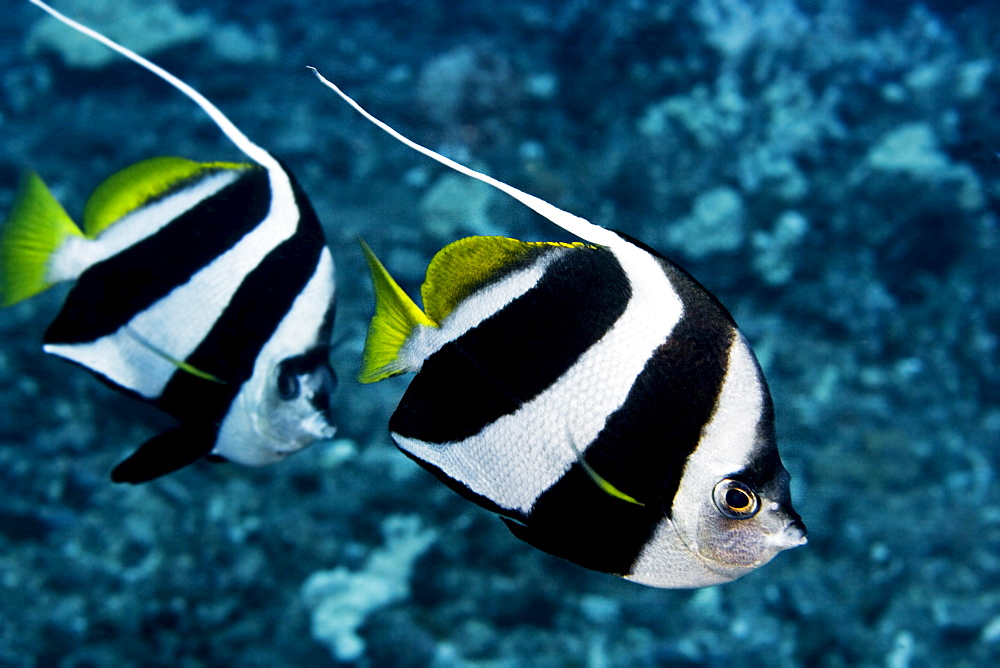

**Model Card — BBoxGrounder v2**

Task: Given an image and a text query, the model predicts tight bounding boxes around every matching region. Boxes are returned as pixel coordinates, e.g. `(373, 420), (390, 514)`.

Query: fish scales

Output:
(390, 244), (630, 444)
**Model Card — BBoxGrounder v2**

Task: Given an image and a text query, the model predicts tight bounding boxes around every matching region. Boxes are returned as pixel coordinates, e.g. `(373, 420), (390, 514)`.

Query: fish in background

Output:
(0, 0), (338, 483)
(312, 69), (806, 588)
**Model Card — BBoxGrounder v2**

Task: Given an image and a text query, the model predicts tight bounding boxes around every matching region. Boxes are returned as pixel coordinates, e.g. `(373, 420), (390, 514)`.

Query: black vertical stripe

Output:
(516, 251), (740, 575)
(502, 467), (665, 576)
(155, 172), (327, 424)
(390, 245), (632, 444)
(586, 259), (737, 516)
(734, 389), (801, 528)
(45, 168), (271, 345)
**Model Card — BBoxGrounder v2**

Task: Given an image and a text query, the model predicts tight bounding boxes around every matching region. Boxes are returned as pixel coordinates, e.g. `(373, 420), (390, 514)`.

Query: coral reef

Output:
(26, 0), (212, 68)
(26, 0), (276, 69)
(1, 0), (998, 665)
(302, 515), (437, 662)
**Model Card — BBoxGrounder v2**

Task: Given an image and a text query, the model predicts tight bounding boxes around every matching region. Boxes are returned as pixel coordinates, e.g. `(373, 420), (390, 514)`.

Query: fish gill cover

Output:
(0, 0), (998, 665)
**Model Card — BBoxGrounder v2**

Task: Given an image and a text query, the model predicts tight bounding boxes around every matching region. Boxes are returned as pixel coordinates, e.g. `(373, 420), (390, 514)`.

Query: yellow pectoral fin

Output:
(124, 327), (225, 384)
(358, 238), (436, 384)
(578, 456), (646, 507)
(0, 171), (83, 307)
(174, 360), (225, 383)
(565, 429), (644, 506)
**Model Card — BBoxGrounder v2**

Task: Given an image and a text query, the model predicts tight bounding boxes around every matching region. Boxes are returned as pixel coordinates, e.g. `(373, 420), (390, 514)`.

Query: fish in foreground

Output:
(312, 69), (806, 588)
(0, 0), (338, 483)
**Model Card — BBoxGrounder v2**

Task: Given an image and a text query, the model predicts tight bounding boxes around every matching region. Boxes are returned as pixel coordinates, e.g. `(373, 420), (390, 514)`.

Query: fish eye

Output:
(713, 479), (759, 520)
(276, 364), (301, 401)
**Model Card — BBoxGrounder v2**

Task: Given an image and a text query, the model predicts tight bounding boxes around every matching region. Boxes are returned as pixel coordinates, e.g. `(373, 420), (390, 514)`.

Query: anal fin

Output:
(110, 423), (216, 484)
(501, 517), (543, 551)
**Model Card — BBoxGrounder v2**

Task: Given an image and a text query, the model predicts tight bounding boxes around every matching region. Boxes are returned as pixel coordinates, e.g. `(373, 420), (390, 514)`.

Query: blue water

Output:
(1, 0), (998, 665)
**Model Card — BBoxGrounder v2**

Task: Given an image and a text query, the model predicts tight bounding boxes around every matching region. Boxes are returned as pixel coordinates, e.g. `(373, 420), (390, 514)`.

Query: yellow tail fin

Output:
(0, 171), (83, 307)
(358, 238), (437, 383)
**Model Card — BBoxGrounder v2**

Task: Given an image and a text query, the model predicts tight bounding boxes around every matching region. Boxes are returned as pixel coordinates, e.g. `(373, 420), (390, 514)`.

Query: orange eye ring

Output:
(713, 479), (760, 519)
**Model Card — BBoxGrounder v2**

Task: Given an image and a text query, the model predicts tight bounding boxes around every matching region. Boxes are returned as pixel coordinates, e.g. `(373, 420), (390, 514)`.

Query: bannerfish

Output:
(311, 69), (806, 588)
(0, 1), (338, 483)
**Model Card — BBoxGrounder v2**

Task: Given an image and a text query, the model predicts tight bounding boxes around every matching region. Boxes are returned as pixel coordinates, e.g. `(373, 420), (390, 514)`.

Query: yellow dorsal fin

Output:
(421, 236), (585, 323)
(83, 157), (255, 238)
(358, 238), (436, 384)
(0, 170), (84, 307)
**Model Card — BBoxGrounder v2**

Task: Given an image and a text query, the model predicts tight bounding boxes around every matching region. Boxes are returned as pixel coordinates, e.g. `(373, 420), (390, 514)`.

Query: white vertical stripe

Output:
(624, 520), (735, 588)
(687, 332), (763, 475)
(215, 249), (337, 465)
(395, 241), (683, 513)
(627, 333), (766, 587)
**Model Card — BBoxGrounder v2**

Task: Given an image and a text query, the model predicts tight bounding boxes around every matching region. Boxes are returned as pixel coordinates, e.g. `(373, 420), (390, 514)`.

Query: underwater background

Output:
(1, 0), (998, 665)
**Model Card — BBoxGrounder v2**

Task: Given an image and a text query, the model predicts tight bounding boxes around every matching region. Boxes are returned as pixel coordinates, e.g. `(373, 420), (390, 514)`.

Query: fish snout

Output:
(772, 518), (808, 549)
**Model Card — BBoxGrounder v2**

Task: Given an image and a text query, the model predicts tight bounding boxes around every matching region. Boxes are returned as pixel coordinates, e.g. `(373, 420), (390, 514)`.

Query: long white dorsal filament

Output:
(28, 0), (278, 172)
(308, 67), (622, 248)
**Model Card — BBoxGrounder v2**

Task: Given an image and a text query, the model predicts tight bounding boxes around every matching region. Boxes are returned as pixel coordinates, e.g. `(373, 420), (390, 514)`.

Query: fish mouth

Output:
(770, 519), (808, 549)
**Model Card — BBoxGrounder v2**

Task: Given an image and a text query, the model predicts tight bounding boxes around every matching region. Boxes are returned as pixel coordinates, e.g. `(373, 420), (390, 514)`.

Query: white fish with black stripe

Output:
(314, 70), (806, 588)
(0, 1), (338, 483)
